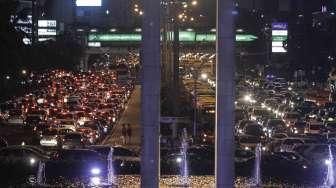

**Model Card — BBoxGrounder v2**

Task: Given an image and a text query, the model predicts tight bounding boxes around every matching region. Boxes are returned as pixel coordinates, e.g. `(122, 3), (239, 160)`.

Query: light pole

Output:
(193, 71), (198, 140)
(190, 58), (208, 140)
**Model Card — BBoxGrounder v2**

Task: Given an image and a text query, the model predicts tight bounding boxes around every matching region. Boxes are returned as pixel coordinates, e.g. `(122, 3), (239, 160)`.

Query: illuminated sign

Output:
(88, 42), (101, 47)
(272, 22), (287, 53)
(196, 34), (216, 41)
(89, 34), (141, 41)
(88, 33), (258, 42)
(179, 31), (196, 41)
(272, 36), (287, 41)
(38, 29), (57, 36)
(76, 0), (102, 6)
(272, 30), (288, 36)
(272, 23), (288, 30)
(38, 20), (57, 28)
(196, 34), (257, 42)
(38, 38), (55, 42)
(236, 35), (258, 42)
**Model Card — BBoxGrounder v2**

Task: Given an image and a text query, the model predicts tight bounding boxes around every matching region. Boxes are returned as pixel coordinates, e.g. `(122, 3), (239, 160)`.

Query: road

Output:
(103, 85), (141, 151)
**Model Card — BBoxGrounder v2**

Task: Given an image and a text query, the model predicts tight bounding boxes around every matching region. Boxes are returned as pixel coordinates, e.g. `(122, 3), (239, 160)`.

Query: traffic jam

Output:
(232, 75), (336, 184)
(0, 60), (140, 186)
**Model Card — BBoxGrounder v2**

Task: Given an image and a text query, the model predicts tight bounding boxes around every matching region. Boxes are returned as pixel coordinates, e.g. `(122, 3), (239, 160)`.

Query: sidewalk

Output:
(103, 85), (141, 151)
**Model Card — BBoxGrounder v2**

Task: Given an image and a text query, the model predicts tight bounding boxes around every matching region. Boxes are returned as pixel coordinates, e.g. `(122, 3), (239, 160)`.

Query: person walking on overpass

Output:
(127, 123), (132, 144)
(121, 124), (127, 145)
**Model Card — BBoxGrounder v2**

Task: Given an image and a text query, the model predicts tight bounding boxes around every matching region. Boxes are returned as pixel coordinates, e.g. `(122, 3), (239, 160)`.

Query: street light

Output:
(191, 0), (198, 6)
(201, 73), (208, 80)
(22, 69), (27, 75)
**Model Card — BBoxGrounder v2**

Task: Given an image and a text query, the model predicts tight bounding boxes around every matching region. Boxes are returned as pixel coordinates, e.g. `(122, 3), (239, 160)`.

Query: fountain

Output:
(324, 144), (335, 187)
(36, 161), (45, 185)
(107, 147), (116, 186)
(253, 143), (262, 187)
(178, 128), (190, 187)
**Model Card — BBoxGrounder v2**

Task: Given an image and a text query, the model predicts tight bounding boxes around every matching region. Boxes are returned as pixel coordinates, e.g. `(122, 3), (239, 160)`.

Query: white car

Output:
(40, 129), (59, 147)
(57, 120), (77, 131)
(7, 116), (24, 125)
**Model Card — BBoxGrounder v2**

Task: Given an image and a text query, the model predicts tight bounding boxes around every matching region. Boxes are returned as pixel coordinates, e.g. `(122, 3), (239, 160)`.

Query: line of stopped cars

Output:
(0, 68), (141, 185)
(232, 75), (336, 182)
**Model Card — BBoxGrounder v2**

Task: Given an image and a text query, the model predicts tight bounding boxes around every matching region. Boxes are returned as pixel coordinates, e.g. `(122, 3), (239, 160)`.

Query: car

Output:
(236, 120), (255, 134)
(61, 133), (85, 149)
(7, 109), (24, 125)
(265, 119), (287, 134)
(271, 138), (305, 152)
(238, 135), (262, 151)
(292, 121), (307, 134)
(293, 144), (336, 165)
(305, 122), (324, 134)
(40, 129), (60, 147)
(235, 147), (255, 163)
(243, 123), (264, 138)
(325, 121), (336, 133)
(24, 115), (43, 128)
(0, 146), (49, 166)
(49, 149), (106, 178)
(283, 112), (300, 127)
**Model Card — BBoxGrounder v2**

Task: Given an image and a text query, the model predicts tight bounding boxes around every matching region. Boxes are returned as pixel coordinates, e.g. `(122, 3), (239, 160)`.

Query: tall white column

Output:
(140, 0), (161, 186)
(216, 0), (235, 187)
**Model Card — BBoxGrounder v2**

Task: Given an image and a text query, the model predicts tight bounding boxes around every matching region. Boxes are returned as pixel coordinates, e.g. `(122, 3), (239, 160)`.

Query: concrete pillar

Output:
(140, 0), (161, 186)
(216, 0), (235, 187)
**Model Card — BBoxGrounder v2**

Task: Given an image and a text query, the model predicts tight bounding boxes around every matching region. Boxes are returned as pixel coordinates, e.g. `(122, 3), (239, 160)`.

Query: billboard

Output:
(88, 33), (258, 42)
(272, 22), (287, 53)
(76, 0), (102, 6)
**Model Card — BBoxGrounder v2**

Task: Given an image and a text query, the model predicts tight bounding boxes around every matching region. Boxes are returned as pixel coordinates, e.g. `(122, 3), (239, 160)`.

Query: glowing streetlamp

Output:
(22, 69), (27, 75)
(201, 73), (208, 80)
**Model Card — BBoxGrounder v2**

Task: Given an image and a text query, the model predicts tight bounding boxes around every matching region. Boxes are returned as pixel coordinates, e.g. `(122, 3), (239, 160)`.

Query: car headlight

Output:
(91, 168), (101, 175)
(30, 158), (36, 165)
(244, 146), (250, 151)
(90, 177), (101, 186)
(176, 157), (182, 163)
(325, 159), (332, 165)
